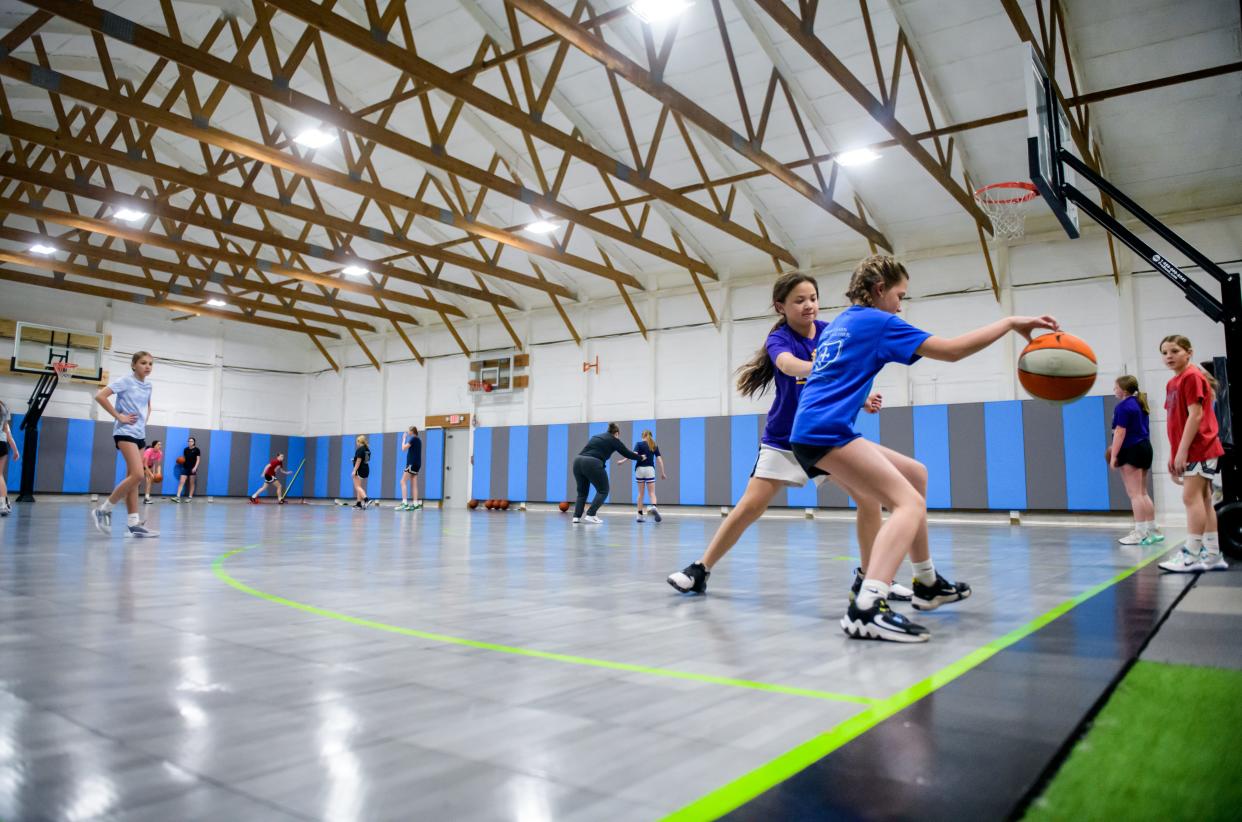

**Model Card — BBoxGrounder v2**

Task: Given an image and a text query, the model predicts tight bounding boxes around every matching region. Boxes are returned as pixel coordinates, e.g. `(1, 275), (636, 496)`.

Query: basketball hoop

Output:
(582, 356), (600, 374)
(974, 182), (1038, 241)
(51, 361), (78, 379)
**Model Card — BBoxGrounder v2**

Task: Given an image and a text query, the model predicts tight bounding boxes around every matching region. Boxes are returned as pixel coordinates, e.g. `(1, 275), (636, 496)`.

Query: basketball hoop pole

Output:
(1058, 150), (1242, 519)
(16, 355), (72, 503)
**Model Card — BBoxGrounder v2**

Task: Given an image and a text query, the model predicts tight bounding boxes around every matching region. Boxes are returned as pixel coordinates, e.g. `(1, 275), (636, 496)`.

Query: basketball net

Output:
(974, 182), (1038, 241)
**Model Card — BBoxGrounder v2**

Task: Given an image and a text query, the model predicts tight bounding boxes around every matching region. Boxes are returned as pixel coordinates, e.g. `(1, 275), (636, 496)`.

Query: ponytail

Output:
(1115, 375), (1149, 415)
(641, 429), (657, 452)
(736, 271), (819, 398)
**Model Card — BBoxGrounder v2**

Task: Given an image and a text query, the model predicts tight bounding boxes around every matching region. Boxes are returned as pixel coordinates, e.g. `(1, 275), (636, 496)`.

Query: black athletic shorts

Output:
(357, 464), (370, 480)
(403, 464), (419, 475)
(0, 441), (8, 458)
(791, 441), (838, 479)
(1116, 440), (1153, 470)
(114, 435), (146, 450)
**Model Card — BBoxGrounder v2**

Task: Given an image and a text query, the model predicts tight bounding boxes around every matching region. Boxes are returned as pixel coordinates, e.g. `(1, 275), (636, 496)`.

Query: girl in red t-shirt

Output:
(1157, 334), (1227, 573)
(141, 440), (163, 505)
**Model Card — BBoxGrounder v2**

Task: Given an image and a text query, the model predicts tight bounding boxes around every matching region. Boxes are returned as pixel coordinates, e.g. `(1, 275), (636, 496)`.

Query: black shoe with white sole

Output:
(911, 573), (971, 611)
(649, 506), (662, 523)
(841, 598), (930, 643)
(668, 561), (709, 594)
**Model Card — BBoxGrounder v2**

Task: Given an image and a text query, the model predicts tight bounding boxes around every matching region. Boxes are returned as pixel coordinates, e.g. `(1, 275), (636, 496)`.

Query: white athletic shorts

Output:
(635, 466), (657, 483)
(1185, 458), (1220, 485)
(751, 445), (826, 488)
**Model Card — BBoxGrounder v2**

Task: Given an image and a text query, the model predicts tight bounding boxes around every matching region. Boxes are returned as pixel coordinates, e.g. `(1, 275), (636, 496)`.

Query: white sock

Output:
(857, 579), (890, 609)
(1203, 532), (1219, 552)
(127, 513), (140, 527)
(99, 499), (114, 512)
(912, 559), (936, 586)
(1136, 521), (1149, 536)
(1186, 534), (1203, 553)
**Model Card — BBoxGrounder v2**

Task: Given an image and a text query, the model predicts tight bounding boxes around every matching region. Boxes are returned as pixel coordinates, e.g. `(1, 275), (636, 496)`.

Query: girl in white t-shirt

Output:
(92, 351), (158, 538)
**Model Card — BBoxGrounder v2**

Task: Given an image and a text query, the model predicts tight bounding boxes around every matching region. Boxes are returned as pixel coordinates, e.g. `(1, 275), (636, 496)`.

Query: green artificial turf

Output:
(1024, 660), (1242, 821)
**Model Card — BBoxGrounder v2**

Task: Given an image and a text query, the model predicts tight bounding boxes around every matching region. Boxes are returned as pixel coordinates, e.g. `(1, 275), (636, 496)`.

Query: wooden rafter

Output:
(23, 0), (679, 287)
(509, 0), (891, 252)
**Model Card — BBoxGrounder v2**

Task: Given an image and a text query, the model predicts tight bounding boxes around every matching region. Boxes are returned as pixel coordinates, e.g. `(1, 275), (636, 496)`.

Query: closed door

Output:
(443, 429), (471, 505)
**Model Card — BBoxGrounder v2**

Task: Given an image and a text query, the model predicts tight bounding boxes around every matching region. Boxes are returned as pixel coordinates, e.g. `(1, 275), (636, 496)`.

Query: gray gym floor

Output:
(0, 500), (1171, 821)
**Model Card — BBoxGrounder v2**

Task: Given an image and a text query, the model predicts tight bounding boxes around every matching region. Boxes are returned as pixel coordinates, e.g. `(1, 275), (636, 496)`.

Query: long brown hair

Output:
(641, 429), (657, 451)
(846, 254), (909, 306)
(1160, 334), (1219, 393)
(736, 272), (819, 398)
(1115, 375), (1149, 415)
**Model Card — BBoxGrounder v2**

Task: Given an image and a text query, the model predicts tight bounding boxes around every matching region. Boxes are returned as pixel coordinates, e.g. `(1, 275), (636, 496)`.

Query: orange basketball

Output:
(500, 500), (510, 510)
(1018, 332), (1097, 402)
(153, 472), (163, 482)
(176, 456), (186, 465)
(558, 501), (570, 513)
(468, 499), (479, 509)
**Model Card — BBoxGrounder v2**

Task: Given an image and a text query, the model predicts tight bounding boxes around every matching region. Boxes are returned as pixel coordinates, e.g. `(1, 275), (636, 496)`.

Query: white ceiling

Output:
(1, 0), (1238, 327)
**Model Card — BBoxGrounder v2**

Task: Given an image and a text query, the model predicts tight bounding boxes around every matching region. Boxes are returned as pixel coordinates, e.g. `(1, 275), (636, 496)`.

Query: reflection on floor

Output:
(0, 501), (1172, 820)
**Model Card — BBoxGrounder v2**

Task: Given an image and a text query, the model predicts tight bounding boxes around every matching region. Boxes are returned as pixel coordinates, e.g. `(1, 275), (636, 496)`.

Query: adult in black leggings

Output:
(573, 423), (641, 522)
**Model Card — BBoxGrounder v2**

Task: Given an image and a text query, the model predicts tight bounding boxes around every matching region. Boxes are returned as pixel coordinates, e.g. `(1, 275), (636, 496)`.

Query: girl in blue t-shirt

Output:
(791, 255), (1058, 643)
(1109, 375), (1160, 545)
(629, 430), (666, 522)
(92, 350), (159, 538)
(668, 271), (895, 598)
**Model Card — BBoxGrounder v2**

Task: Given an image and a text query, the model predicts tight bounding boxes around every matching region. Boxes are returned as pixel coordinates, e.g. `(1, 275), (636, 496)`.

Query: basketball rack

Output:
(1027, 44), (1241, 552)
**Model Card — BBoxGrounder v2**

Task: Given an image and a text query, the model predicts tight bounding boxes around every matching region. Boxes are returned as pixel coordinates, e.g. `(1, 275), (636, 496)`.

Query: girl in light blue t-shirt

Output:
(92, 351), (158, 538)
(0, 398), (19, 517)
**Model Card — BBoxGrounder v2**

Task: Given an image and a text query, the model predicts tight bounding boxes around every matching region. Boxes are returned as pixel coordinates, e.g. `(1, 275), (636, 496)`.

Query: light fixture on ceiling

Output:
(835, 147), (881, 167)
(524, 219), (562, 234)
(294, 127), (336, 149)
(630, 0), (692, 24)
(114, 207), (147, 222)
(206, 298), (228, 307)
(29, 243), (57, 255)
(341, 264), (369, 277)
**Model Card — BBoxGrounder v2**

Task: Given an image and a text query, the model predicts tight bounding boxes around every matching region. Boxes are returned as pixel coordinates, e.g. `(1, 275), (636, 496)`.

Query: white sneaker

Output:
(91, 506), (112, 534)
(1118, 530), (1142, 545)
(1158, 548), (1204, 574)
(572, 517), (581, 524)
(582, 515), (603, 524)
(1200, 550), (1229, 571)
(636, 515), (646, 522)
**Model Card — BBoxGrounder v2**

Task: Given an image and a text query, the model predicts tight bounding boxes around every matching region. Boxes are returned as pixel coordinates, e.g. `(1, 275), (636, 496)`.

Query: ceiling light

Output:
(341, 265), (369, 277)
(206, 298), (228, 307)
(524, 219), (561, 234)
(29, 243), (57, 255)
(630, 0), (692, 24)
(294, 128), (336, 149)
(835, 147), (881, 167)
(114, 207), (147, 222)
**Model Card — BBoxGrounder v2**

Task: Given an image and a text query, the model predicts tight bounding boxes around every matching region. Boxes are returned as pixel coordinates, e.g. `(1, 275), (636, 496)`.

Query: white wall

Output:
(0, 283), (313, 435)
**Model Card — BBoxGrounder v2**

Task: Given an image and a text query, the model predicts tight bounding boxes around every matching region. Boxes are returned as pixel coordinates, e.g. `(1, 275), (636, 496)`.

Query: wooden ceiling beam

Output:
(268, 0), (791, 268)
(752, 0), (992, 233)
(21, 0), (655, 288)
(0, 196), (444, 318)
(0, 117), (558, 305)
(0, 247), (373, 332)
(0, 266), (339, 337)
(509, 0), (892, 252)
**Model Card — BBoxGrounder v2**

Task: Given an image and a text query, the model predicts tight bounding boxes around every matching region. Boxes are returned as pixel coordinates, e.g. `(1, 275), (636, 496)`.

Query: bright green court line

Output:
(212, 545), (876, 706)
(662, 545), (1175, 821)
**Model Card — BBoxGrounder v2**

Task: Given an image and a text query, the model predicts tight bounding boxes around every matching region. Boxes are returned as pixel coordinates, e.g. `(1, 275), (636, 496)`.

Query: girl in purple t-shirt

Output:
(1109, 375), (1161, 546)
(668, 271), (895, 599)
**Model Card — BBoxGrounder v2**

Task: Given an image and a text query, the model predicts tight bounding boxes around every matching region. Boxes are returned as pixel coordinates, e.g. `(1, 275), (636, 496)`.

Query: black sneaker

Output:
(849, 568), (915, 602)
(649, 506), (662, 523)
(911, 573), (971, 611)
(668, 562), (709, 594)
(841, 598), (930, 643)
